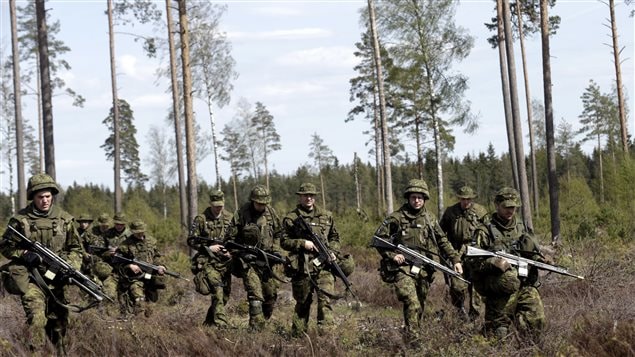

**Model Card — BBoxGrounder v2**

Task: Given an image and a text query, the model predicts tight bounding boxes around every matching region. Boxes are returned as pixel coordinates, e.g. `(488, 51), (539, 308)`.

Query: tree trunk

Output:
(597, 133), (605, 203)
(540, 0), (560, 244)
(415, 117), (424, 179)
(231, 170), (238, 210)
(9, 0), (26, 208)
(178, 0), (198, 223)
(263, 136), (269, 189)
(207, 101), (221, 189)
(36, 72), (44, 172)
(373, 85), (384, 217)
(368, 0), (393, 214)
(319, 172), (326, 208)
(516, 2), (539, 215)
(35, 0), (55, 179)
(107, 0), (122, 213)
(165, 0), (188, 233)
(496, 0), (518, 189)
(608, 0), (629, 153)
(426, 74), (444, 216)
(502, 0), (533, 231)
(354, 152), (362, 211)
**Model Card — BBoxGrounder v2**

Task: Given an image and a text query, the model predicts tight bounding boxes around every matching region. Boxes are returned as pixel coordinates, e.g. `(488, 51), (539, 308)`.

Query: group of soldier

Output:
(1, 172), (550, 354)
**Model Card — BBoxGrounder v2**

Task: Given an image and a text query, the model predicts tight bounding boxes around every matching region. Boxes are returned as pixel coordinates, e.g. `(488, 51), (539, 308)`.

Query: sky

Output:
(0, 0), (633, 193)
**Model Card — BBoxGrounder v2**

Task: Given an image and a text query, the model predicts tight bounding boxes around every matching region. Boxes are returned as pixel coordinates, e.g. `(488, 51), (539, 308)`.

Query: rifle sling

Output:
(28, 267), (99, 313)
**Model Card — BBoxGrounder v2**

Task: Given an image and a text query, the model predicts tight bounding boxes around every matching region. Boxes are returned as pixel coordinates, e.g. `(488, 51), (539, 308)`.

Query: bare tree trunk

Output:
(496, 0), (518, 189)
(206, 102), (221, 189)
(107, 0), (122, 213)
(502, 0), (533, 231)
(9, 0), (26, 207)
(597, 133), (605, 203)
(608, 0), (629, 153)
(354, 152), (362, 211)
(540, 0), (560, 244)
(373, 86), (384, 217)
(516, 2), (539, 215)
(36, 73), (44, 172)
(415, 117), (424, 179)
(368, 0), (393, 214)
(165, 0), (188, 233)
(231, 170), (238, 210)
(319, 172), (326, 208)
(178, 0), (198, 223)
(426, 74), (444, 216)
(264, 139), (269, 190)
(35, 0), (55, 179)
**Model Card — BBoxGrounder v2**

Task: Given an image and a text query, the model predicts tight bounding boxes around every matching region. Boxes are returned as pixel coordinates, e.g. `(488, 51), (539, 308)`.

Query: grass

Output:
(0, 239), (634, 356)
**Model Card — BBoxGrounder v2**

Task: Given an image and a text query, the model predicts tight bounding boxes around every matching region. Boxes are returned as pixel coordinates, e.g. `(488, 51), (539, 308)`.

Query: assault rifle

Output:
(188, 235), (288, 267)
(6, 225), (113, 307)
(293, 216), (356, 299)
(371, 235), (470, 284)
(111, 254), (189, 281)
(466, 246), (584, 280)
(86, 245), (111, 256)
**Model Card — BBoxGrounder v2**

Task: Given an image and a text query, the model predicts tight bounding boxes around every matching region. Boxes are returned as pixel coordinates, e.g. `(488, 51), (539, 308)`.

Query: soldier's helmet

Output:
(250, 185), (271, 205)
(26, 173), (59, 200)
(77, 213), (94, 223)
(130, 220), (146, 234)
(456, 185), (477, 199)
(209, 190), (224, 206)
(403, 179), (430, 200)
(494, 187), (521, 208)
(97, 213), (111, 225)
(113, 213), (127, 225)
(296, 183), (319, 195)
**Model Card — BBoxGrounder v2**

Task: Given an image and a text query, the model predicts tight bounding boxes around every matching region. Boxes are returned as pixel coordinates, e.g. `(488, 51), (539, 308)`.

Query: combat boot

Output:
(248, 300), (266, 331)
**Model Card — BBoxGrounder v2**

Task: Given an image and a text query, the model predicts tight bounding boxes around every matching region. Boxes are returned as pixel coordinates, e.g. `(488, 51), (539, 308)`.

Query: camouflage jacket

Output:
(225, 202), (282, 254)
(191, 207), (233, 266)
(439, 201), (489, 253)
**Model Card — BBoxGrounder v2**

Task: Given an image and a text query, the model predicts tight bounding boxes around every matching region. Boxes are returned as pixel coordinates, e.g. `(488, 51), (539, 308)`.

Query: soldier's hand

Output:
(304, 240), (315, 252)
(128, 264), (142, 275)
(210, 244), (223, 253)
(157, 266), (166, 275)
(393, 254), (405, 265)
(22, 251), (42, 267)
(454, 262), (463, 275)
(491, 257), (511, 273)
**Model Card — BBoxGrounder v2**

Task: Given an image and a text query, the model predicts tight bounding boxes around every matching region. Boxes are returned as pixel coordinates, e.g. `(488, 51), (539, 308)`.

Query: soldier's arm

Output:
(63, 220), (85, 270)
(280, 215), (305, 252)
(0, 219), (24, 259)
(432, 221), (461, 265)
(373, 217), (399, 260)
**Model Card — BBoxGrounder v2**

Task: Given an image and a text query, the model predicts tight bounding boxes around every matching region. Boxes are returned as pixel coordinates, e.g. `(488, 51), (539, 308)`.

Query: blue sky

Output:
(0, 0), (633, 192)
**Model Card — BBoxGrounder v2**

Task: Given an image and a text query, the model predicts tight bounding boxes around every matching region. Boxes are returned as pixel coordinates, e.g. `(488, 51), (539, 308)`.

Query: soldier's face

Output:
(253, 202), (266, 213)
(496, 203), (517, 221)
(408, 193), (426, 210)
(459, 198), (473, 210)
(79, 221), (90, 230)
(115, 223), (125, 232)
(211, 204), (223, 217)
(299, 194), (315, 210)
(33, 190), (53, 212)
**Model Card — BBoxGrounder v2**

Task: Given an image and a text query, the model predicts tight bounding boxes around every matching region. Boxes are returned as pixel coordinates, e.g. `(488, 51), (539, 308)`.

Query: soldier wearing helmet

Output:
(281, 182), (348, 337)
(468, 187), (546, 339)
(439, 185), (488, 320)
(225, 185), (283, 331)
(0, 173), (83, 354)
(373, 179), (463, 344)
(189, 190), (234, 328)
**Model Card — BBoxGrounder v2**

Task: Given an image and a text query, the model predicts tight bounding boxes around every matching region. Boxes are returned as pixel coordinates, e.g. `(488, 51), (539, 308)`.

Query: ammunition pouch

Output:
(338, 253), (355, 277)
(0, 262), (30, 295)
(193, 270), (211, 295)
(379, 259), (400, 283)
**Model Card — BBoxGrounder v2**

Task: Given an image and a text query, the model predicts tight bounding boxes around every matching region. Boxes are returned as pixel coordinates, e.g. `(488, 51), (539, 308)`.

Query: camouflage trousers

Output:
(449, 273), (482, 318)
(20, 282), (69, 353)
(483, 285), (545, 335)
(202, 264), (232, 328)
(239, 264), (279, 329)
(391, 272), (431, 337)
(117, 276), (165, 316)
(290, 269), (335, 336)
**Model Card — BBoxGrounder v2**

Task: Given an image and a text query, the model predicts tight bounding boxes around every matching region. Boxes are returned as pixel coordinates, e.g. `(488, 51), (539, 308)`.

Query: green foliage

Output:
(558, 177), (601, 241)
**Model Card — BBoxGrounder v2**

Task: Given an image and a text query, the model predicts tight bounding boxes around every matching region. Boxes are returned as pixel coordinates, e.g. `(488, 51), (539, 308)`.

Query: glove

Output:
(23, 251), (42, 267)
(491, 257), (511, 273)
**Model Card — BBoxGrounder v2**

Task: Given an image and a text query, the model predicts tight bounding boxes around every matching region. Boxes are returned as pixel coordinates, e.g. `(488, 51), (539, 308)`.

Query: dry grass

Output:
(1, 239), (634, 356)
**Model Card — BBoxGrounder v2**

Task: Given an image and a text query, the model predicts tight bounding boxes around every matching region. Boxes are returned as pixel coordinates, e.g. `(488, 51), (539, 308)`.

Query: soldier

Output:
(281, 183), (343, 337)
(86, 214), (118, 300)
(76, 213), (94, 238)
(189, 190), (233, 328)
(439, 185), (488, 319)
(225, 185), (283, 331)
(468, 187), (546, 339)
(373, 179), (463, 343)
(114, 220), (166, 317)
(0, 173), (84, 354)
(106, 213), (129, 248)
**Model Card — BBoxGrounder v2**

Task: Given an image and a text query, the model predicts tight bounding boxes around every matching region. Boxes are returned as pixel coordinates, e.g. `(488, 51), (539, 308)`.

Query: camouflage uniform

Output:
(374, 179), (461, 340)
(439, 186), (488, 318)
(468, 187), (545, 338)
(225, 185), (283, 330)
(86, 214), (118, 300)
(115, 220), (166, 317)
(105, 213), (130, 248)
(0, 174), (83, 354)
(281, 183), (341, 337)
(190, 190), (234, 328)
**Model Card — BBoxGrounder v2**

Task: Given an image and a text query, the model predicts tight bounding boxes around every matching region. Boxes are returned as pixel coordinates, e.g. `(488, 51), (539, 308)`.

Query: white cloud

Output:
(276, 46), (359, 67)
(251, 6), (303, 17)
(131, 93), (170, 107)
(228, 28), (331, 41)
(118, 54), (156, 80)
(260, 81), (326, 97)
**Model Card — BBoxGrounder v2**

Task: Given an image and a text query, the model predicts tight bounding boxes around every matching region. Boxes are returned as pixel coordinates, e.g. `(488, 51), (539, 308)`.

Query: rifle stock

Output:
(371, 235), (470, 284)
(7, 225), (113, 304)
(466, 246), (584, 280)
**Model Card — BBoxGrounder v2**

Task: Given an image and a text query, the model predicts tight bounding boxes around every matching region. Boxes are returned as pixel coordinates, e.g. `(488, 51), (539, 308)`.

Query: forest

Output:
(1, 0), (634, 356)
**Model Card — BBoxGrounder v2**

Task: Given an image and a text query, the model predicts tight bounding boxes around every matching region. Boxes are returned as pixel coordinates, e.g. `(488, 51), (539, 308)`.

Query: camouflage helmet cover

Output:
(495, 187), (521, 208)
(26, 173), (59, 200)
(209, 190), (224, 206)
(113, 213), (127, 225)
(456, 185), (477, 199)
(129, 220), (146, 234)
(97, 213), (111, 225)
(250, 185), (271, 204)
(296, 183), (319, 195)
(77, 213), (94, 222)
(403, 179), (430, 200)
